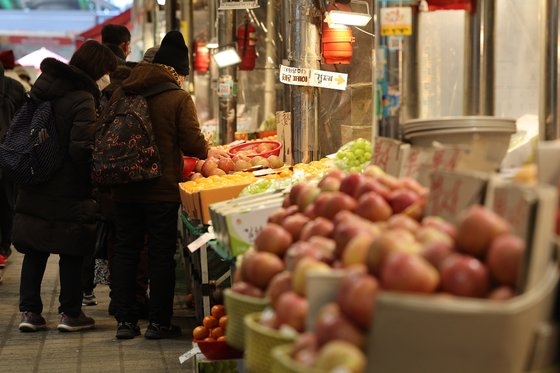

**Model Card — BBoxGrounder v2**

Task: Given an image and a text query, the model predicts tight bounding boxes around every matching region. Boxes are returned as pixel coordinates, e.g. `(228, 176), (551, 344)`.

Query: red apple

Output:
(241, 251), (285, 290)
(266, 270), (293, 308)
(353, 191), (393, 222)
(386, 213), (421, 232)
(440, 253), (490, 298)
(341, 231), (377, 267)
(299, 217), (334, 241)
(253, 223), (293, 256)
(421, 215), (458, 240)
(387, 188), (420, 214)
(230, 281), (266, 298)
(318, 176), (342, 192)
(217, 156), (235, 173)
(485, 233), (525, 287)
(314, 302), (366, 349)
(455, 205), (511, 257)
(337, 268), (379, 330)
(339, 173), (365, 197)
(200, 157), (219, 177)
(291, 332), (319, 367)
(267, 205), (299, 224)
(275, 290), (308, 332)
(280, 213), (311, 241)
(292, 256), (332, 296)
(353, 177), (391, 200)
(487, 285), (516, 300)
(297, 185), (322, 212)
(316, 191), (358, 220)
(366, 228), (420, 276)
(315, 340), (366, 373)
(380, 251), (440, 294)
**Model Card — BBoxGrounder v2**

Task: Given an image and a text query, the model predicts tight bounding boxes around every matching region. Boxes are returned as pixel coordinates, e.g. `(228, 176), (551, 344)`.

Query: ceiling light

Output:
(212, 47), (241, 68)
(325, 0), (372, 27)
(207, 37), (219, 49)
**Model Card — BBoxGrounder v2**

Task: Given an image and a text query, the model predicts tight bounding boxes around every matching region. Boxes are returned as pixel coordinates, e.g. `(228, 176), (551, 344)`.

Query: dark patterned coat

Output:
(12, 58), (101, 257)
(109, 62), (209, 203)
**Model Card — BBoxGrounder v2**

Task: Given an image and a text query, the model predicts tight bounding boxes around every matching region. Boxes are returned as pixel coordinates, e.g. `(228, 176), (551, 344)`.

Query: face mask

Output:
(96, 74), (111, 91)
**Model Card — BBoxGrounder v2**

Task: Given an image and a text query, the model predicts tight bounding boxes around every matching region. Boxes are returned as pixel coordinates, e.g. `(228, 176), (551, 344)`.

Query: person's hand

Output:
(207, 147), (229, 159)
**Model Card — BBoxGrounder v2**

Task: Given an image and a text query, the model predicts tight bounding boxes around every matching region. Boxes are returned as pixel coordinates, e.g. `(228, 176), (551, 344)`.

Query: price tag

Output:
(179, 345), (201, 364)
(187, 232), (215, 253)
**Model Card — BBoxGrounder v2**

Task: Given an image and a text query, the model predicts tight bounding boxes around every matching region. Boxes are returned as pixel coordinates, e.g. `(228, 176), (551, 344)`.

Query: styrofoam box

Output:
(366, 265), (559, 373)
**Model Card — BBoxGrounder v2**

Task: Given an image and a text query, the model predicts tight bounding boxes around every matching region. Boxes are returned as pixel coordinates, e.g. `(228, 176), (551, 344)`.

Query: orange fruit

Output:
(211, 304), (226, 319)
(219, 315), (228, 330)
(210, 326), (224, 339)
(204, 337), (216, 342)
(217, 335), (227, 342)
(203, 315), (218, 329)
(193, 326), (209, 340)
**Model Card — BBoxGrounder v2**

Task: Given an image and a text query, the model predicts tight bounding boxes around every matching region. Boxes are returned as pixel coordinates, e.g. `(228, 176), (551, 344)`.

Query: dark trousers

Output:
(0, 177), (16, 252)
(19, 250), (83, 316)
(111, 201), (179, 325)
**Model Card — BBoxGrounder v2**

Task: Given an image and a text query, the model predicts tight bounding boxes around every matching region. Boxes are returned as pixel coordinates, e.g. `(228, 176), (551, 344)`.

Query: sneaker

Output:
(144, 323), (182, 340)
(19, 311), (47, 332)
(116, 321), (141, 339)
(82, 291), (98, 306)
(57, 311), (95, 332)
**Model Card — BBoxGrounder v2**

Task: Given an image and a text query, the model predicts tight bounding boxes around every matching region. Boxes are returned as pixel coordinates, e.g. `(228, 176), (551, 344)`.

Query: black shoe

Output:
(144, 323), (181, 340)
(116, 322), (141, 339)
(19, 311), (47, 332)
(57, 311), (95, 332)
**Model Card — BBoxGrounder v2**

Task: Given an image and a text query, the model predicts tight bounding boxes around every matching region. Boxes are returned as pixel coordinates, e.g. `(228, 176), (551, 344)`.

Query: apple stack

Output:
(226, 166), (531, 373)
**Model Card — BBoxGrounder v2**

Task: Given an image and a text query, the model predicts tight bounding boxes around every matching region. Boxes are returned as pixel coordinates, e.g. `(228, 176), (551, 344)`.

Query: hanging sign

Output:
(218, 0), (259, 10)
(380, 7), (413, 36)
(279, 65), (348, 91)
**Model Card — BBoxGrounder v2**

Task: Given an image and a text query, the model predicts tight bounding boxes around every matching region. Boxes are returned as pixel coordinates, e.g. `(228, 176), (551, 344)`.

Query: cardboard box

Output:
(367, 264), (559, 373)
(424, 169), (491, 224)
(371, 137), (411, 178)
(179, 183), (251, 225)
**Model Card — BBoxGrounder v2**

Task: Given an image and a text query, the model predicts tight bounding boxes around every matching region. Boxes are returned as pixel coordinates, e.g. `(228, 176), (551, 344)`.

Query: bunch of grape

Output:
(334, 138), (372, 173)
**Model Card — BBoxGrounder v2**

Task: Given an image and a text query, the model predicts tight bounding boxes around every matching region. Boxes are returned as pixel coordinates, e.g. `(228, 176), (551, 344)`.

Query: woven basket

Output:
(224, 288), (270, 350)
(244, 312), (296, 373)
(271, 344), (326, 373)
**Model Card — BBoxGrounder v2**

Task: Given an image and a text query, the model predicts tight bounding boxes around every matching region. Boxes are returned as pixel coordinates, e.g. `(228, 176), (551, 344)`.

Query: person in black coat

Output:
(13, 40), (117, 333)
(0, 63), (25, 264)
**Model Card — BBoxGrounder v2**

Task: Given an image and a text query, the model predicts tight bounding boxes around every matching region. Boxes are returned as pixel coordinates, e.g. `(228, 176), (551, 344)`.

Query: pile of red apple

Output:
(193, 153), (285, 178)
(228, 165), (526, 373)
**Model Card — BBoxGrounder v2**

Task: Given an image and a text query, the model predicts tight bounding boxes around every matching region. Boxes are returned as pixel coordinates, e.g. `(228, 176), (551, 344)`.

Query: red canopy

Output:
(75, 8), (132, 48)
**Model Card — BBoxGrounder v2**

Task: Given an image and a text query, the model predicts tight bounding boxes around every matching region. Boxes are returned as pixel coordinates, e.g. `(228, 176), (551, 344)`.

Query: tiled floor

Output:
(0, 251), (198, 372)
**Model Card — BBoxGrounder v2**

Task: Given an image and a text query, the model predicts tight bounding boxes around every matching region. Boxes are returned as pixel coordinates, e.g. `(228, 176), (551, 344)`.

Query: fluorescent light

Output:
(156, 0), (165, 5)
(207, 37), (219, 49)
(324, 0), (372, 27)
(212, 47), (241, 68)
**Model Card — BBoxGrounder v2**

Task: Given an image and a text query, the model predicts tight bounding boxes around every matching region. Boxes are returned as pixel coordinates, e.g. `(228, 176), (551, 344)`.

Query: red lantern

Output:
(193, 38), (210, 74)
(236, 18), (257, 71)
(322, 3), (355, 65)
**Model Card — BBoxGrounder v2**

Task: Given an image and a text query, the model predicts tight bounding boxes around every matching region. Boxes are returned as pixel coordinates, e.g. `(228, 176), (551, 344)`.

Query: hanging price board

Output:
(380, 7), (412, 36)
(218, 0), (259, 10)
(279, 65), (348, 91)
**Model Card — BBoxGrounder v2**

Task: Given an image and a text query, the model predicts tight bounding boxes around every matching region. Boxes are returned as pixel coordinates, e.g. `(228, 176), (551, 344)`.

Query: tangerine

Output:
(210, 326), (224, 339)
(193, 325), (209, 340)
(203, 315), (218, 329)
(211, 304), (226, 319)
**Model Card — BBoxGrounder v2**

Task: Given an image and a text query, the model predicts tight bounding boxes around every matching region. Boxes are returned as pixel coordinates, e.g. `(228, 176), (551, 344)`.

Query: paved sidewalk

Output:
(0, 251), (197, 372)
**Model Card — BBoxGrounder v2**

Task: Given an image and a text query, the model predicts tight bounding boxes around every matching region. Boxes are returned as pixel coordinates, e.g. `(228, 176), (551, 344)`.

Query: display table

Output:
(180, 212), (235, 322)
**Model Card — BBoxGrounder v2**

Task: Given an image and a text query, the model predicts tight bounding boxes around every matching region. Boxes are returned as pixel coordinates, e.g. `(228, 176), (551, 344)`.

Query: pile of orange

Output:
(192, 304), (229, 341)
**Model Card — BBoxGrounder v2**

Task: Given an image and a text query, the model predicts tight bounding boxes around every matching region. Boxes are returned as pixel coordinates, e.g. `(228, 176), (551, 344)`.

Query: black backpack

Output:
(91, 82), (180, 186)
(0, 93), (64, 185)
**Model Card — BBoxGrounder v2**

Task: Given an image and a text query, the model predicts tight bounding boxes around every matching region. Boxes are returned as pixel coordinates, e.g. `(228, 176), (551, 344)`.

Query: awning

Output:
(16, 47), (69, 70)
(75, 8), (131, 47)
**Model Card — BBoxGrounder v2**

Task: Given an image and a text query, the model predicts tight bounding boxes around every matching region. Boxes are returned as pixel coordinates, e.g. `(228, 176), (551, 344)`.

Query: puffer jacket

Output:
(12, 58), (101, 257)
(109, 62), (209, 203)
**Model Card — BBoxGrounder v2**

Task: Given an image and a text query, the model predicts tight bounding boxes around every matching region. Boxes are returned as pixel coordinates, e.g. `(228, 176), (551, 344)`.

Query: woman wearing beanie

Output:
(13, 40), (118, 333)
(106, 30), (213, 340)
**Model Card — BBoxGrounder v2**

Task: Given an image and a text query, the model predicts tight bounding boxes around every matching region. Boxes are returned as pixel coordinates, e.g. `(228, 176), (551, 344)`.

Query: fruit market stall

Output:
(178, 132), (560, 372)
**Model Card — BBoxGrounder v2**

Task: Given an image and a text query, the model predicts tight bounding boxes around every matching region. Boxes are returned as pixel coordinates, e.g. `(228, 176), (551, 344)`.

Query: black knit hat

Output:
(153, 31), (190, 76)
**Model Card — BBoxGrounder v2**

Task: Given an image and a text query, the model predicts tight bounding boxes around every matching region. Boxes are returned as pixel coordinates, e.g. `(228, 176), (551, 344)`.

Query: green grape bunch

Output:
(334, 138), (372, 173)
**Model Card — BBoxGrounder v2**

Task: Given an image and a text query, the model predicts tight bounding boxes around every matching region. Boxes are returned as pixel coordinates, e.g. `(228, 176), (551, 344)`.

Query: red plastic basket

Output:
(194, 339), (244, 360)
(227, 140), (282, 158)
(183, 156), (199, 180)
